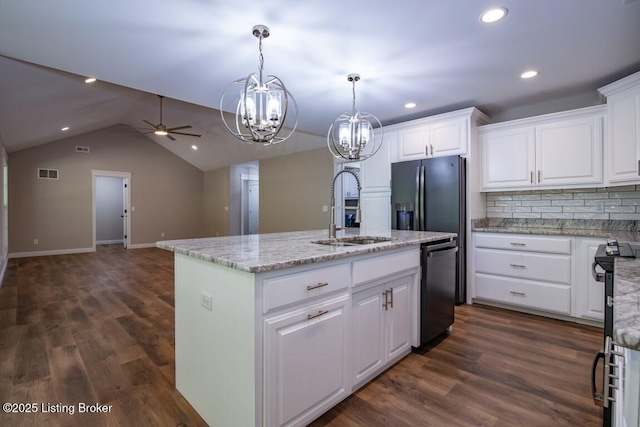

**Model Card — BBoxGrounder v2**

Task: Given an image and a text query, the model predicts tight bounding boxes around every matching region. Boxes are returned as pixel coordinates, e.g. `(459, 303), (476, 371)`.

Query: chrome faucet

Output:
(330, 169), (361, 238)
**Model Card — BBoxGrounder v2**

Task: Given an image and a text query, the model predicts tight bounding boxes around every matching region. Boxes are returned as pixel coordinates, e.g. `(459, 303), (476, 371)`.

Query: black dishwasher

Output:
(420, 238), (458, 345)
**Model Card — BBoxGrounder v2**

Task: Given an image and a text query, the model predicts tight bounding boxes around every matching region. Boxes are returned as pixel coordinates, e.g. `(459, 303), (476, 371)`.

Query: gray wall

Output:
(258, 148), (333, 233)
(8, 125), (204, 254)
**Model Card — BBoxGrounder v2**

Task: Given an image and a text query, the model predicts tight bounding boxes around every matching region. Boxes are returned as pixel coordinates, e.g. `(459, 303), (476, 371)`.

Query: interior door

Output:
(248, 180), (259, 235)
(122, 178), (128, 248)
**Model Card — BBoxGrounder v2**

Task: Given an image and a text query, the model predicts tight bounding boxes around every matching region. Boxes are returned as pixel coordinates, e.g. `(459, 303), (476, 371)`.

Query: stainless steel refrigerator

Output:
(391, 155), (466, 305)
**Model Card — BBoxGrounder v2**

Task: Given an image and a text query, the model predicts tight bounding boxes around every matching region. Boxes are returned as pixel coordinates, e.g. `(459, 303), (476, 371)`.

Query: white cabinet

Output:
(395, 108), (488, 162)
(343, 165), (360, 198)
(351, 275), (412, 390)
(479, 106), (605, 191)
(599, 71), (640, 185)
(574, 237), (606, 322)
(264, 294), (350, 427)
(473, 233), (573, 315)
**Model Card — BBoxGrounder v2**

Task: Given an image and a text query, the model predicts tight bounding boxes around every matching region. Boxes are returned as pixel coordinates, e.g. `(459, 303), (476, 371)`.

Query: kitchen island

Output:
(157, 229), (455, 427)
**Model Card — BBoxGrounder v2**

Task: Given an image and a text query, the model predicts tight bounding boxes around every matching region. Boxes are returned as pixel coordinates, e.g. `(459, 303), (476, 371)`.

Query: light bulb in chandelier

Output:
(327, 73), (382, 162)
(220, 25), (298, 145)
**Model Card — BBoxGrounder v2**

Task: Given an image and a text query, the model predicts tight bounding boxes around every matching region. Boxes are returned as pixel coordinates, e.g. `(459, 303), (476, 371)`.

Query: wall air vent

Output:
(75, 146), (90, 153)
(38, 168), (59, 180)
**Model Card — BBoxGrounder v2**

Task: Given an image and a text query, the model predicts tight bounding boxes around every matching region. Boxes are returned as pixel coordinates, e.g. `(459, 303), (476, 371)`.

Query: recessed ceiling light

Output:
(404, 102), (417, 109)
(480, 7), (508, 23)
(61, 126), (70, 131)
(84, 77), (96, 84)
(191, 145), (198, 150)
(520, 70), (539, 79)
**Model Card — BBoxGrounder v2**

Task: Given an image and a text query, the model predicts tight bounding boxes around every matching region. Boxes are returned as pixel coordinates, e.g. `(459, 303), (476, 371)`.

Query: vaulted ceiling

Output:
(1, 0), (639, 171)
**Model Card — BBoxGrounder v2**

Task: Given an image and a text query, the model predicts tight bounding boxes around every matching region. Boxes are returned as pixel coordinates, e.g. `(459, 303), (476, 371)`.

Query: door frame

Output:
(240, 173), (259, 235)
(92, 170), (132, 251)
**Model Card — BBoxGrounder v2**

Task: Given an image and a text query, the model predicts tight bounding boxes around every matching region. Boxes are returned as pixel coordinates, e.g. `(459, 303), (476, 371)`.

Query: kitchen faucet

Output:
(329, 169), (361, 238)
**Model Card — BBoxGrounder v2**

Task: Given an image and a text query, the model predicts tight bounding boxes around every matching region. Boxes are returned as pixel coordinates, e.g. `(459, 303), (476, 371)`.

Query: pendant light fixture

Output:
(327, 73), (382, 162)
(220, 25), (298, 144)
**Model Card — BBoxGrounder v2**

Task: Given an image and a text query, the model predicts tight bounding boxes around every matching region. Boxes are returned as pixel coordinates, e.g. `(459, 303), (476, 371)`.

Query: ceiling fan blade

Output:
(170, 131), (202, 138)
(142, 120), (158, 129)
(167, 125), (192, 131)
(167, 134), (176, 141)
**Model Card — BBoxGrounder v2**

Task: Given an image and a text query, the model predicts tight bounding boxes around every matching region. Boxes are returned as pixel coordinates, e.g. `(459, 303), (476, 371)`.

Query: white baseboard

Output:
(9, 247), (94, 258)
(97, 239), (124, 245)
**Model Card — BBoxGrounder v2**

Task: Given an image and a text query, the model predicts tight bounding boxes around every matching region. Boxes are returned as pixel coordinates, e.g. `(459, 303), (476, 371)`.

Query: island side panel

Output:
(174, 253), (259, 426)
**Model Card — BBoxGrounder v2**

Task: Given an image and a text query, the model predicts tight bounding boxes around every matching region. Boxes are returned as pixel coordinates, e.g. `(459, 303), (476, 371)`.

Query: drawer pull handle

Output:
(510, 291), (526, 296)
(389, 288), (394, 308)
(510, 242), (526, 247)
(307, 282), (329, 291)
(307, 309), (329, 320)
(509, 264), (526, 269)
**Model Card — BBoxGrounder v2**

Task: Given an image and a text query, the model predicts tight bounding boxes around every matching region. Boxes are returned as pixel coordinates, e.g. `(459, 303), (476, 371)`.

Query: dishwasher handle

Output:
(427, 246), (458, 257)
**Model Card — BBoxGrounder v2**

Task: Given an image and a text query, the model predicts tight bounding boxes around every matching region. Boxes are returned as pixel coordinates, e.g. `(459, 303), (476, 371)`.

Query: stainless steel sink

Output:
(312, 236), (393, 246)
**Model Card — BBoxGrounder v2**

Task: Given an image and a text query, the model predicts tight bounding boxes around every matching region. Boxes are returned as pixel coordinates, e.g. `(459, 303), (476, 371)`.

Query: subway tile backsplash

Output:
(484, 185), (640, 220)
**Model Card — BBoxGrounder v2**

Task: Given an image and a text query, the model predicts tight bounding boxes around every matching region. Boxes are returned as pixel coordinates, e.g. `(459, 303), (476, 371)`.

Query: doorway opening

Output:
(92, 170), (131, 250)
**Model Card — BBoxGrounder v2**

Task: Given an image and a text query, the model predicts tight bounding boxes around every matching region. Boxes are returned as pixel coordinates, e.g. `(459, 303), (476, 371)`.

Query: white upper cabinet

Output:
(479, 106), (605, 191)
(395, 107), (489, 162)
(599, 71), (640, 185)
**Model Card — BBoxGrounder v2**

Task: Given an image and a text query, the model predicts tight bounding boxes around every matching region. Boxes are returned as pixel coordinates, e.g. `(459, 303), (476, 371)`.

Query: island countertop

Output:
(614, 256), (640, 351)
(156, 229), (456, 273)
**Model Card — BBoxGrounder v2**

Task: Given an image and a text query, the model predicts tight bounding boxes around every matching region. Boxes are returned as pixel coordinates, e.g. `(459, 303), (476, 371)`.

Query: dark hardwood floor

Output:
(0, 245), (603, 426)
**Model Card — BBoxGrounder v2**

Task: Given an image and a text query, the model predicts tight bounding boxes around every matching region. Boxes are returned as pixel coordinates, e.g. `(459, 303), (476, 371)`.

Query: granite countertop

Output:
(157, 229), (456, 273)
(472, 218), (640, 241)
(614, 256), (640, 351)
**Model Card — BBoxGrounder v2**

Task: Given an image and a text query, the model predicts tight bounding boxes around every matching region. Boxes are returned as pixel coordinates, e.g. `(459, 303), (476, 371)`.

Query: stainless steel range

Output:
(592, 238), (640, 427)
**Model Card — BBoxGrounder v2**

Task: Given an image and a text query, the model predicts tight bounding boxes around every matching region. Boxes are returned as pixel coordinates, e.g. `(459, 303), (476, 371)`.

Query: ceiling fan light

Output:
(155, 130), (168, 136)
(220, 25), (298, 145)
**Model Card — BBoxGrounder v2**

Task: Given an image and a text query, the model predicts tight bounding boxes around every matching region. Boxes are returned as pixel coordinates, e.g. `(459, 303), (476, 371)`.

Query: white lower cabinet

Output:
(351, 275), (412, 390)
(473, 233), (572, 316)
(473, 232), (607, 324)
(264, 294), (350, 427)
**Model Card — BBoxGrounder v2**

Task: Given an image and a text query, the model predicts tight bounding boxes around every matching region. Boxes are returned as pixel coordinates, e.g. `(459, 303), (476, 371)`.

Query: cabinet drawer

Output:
(475, 274), (571, 315)
(352, 248), (420, 287)
(475, 233), (571, 254)
(263, 263), (350, 312)
(475, 248), (571, 284)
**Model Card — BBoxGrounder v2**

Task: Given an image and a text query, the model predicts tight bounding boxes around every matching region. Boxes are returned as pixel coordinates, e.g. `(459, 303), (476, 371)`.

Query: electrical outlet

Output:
(33, 239), (39, 245)
(161, 232), (165, 238)
(201, 292), (212, 311)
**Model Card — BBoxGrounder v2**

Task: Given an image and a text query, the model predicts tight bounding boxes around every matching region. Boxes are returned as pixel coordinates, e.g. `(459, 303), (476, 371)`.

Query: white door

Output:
(248, 180), (259, 235)
(351, 284), (385, 389)
(122, 178), (129, 248)
(385, 277), (412, 362)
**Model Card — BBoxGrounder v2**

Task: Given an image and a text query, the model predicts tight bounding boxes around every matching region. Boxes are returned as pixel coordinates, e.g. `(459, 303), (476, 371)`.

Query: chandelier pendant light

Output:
(220, 25), (298, 144)
(327, 73), (383, 162)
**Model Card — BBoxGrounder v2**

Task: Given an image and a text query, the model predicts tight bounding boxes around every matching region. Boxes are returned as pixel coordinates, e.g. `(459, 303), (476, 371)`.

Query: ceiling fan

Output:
(142, 95), (201, 141)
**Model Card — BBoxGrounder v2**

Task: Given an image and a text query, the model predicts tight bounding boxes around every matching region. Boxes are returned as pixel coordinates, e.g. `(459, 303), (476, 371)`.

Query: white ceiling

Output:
(1, 0), (639, 171)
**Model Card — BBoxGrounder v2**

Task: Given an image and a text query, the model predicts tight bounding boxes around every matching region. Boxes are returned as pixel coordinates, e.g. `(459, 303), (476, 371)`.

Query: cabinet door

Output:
(430, 118), (468, 157)
(385, 276), (412, 362)
(343, 166), (359, 198)
(264, 294), (350, 427)
(536, 115), (603, 187)
(607, 92), (640, 184)
(480, 127), (535, 190)
(360, 135), (390, 191)
(351, 284), (385, 389)
(575, 238), (606, 321)
(397, 126), (430, 161)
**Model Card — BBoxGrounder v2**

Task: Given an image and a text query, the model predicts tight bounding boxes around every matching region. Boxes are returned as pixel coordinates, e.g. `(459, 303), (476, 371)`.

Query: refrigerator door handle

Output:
(414, 166), (421, 230)
(419, 165), (425, 230)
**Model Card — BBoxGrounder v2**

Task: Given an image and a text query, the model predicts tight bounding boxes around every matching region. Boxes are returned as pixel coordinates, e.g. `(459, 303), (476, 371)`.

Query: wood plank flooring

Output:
(0, 245), (603, 426)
